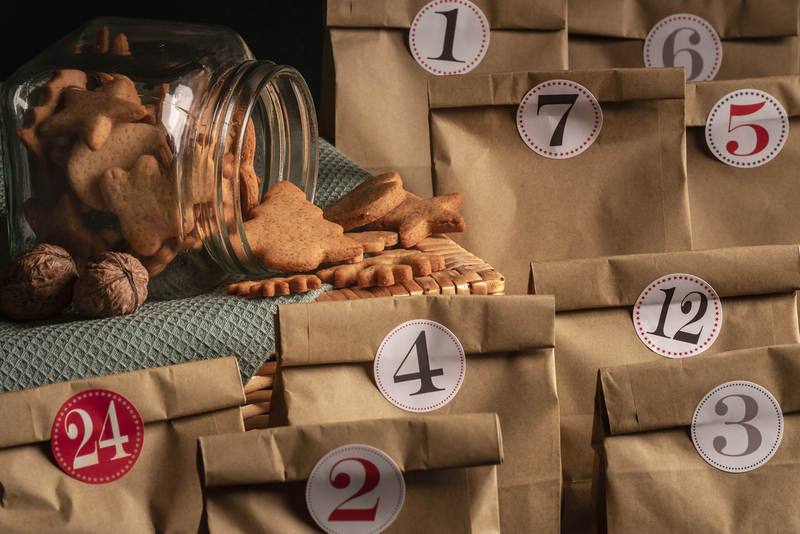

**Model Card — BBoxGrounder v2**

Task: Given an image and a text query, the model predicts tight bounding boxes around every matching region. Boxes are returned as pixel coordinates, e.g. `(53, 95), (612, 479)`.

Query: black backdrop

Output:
(0, 1), (326, 111)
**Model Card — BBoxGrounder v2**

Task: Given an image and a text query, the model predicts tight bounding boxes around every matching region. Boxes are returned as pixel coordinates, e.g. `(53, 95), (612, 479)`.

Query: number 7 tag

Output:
(374, 320), (465, 412)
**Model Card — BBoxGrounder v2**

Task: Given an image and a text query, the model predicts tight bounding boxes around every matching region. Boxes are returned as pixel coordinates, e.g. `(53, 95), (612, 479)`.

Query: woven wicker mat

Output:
(0, 138), (370, 393)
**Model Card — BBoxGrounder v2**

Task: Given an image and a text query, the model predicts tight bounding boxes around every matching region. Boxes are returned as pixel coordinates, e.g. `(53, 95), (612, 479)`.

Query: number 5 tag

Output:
(634, 274), (722, 358)
(374, 320), (465, 412)
(51, 389), (143, 483)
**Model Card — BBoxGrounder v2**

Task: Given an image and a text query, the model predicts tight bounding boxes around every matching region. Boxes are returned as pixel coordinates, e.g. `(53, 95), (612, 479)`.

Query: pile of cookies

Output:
(228, 172), (467, 297)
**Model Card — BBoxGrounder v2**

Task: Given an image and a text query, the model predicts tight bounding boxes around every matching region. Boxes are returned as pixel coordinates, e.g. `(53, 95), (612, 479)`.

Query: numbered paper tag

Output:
(692, 381), (783, 473)
(644, 14), (721, 81)
(374, 320), (465, 412)
(705, 89), (788, 168)
(306, 444), (405, 534)
(409, 0), (489, 75)
(634, 274), (721, 358)
(51, 389), (143, 484)
(516, 80), (602, 159)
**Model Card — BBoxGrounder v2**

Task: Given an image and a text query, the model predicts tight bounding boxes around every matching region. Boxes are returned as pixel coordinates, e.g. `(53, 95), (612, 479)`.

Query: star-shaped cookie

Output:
(363, 192), (466, 248)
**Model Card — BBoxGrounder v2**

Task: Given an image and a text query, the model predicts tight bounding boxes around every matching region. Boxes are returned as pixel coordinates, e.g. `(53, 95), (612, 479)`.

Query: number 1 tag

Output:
(634, 274), (722, 358)
(374, 320), (465, 412)
(51, 389), (143, 483)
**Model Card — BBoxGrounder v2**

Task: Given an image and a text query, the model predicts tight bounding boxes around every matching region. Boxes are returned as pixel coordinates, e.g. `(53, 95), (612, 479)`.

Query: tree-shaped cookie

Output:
(227, 274), (322, 297)
(363, 192), (466, 248)
(316, 252), (446, 288)
(243, 181), (363, 272)
(99, 154), (183, 257)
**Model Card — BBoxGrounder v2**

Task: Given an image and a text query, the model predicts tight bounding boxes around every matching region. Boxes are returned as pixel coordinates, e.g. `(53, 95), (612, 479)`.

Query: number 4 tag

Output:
(374, 320), (465, 412)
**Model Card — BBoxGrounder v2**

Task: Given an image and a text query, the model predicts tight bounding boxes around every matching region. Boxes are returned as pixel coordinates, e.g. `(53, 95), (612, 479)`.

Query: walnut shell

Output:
(73, 252), (149, 318)
(0, 243), (78, 321)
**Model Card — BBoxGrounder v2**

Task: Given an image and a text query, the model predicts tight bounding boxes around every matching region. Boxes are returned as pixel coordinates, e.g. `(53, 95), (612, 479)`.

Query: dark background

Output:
(0, 1), (327, 111)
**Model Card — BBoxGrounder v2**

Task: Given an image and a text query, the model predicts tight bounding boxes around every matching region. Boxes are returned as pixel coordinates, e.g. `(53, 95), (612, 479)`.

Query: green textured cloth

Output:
(0, 138), (371, 393)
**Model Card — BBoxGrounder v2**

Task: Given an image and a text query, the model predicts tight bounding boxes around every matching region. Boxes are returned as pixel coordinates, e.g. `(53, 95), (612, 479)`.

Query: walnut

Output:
(0, 243), (78, 321)
(73, 252), (149, 318)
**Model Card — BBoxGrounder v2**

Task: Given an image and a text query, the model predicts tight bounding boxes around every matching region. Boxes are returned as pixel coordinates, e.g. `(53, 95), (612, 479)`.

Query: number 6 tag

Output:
(634, 274), (722, 358)
(374, 320), (465, 412)
(51, 389), (143, 483)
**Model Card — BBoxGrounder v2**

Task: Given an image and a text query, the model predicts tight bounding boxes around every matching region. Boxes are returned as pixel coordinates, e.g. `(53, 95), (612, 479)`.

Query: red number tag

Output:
(51, 389), (143, 483)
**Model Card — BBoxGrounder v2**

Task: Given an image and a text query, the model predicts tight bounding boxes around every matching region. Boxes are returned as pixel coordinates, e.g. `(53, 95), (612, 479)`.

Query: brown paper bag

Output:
(200, 413), (503, 533)
(529, 245), (800, 533)
(270, 294), (560, 533)
(321, 0), (568, 198)
(686, 75), (800, 250)
(568, 0), (800, 79)
(0, 356), (245, 534)
(429, 67), (692, 295)
(593, 343), (800, 533)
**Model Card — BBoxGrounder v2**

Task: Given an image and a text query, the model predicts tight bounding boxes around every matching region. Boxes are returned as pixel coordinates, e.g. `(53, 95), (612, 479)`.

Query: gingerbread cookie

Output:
(363, 192), (466, 248)
(227, 274), (322, 298)
(38, 74), (147, 151)
(323, 172), (407, 231)
(99, 154), (183, 257)
(243, 181), (362, 272)
(316, 252), (446, 288)
(67, 122), (169, 211)
(344, 230), (399, 253)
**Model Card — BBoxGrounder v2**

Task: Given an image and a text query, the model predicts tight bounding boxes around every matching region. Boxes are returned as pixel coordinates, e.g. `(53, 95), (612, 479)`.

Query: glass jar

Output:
(0, 16), (318, 299)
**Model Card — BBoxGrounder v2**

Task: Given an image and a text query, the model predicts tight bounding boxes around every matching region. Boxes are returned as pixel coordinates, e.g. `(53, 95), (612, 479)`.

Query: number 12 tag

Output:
(51, 389), (143, 483)
(374, 320), (465, 412)
(634, 274), (722, 358)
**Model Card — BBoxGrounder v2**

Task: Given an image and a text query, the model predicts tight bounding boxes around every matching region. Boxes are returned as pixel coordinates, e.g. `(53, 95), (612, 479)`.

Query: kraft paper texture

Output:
(529, 244), (800, 533)
(594, 344), (800, 533)
(321, 0), (568, 198)
(0, 356), (245, 534)
(685, 75), (800, 250)
(568, 0), (800, 78)
(200, 413), (503, 533)
(270, 294), (561, 533)
(429, 67), (692, 295)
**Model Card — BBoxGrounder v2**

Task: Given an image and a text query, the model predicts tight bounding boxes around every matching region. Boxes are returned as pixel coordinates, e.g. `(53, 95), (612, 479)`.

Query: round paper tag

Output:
(692, 381), (783, 473)
(644, 14), (721, 81)
(306, 444), (405, 534)
(374, 320), (465, 412)
(516, 80), (602, 159)
(634, 274), (721, 358)
(705, 89), (788, 168)
(409, 0), (489, 75)
(51, 389), (143, 484)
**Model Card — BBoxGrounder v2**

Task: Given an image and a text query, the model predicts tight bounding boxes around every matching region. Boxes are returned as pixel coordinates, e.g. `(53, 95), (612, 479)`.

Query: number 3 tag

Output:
(634, 274), (722, 358)
(306, 445), (405, 534)
(692, 381), (783, 473)
(374, 320), (465, 412)
(51, 389), (143, 483)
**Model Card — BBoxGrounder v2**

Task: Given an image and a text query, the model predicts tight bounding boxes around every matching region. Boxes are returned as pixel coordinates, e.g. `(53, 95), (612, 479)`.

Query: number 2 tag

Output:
(374, 320), (465, 412)
(705, 89), (788, 168)
(634, 274), (722, 358)
(516, 80), (602, 159)
(306, 445), (405, 534)
(51, 389), (143, 483)
(692, 381), (783, 473)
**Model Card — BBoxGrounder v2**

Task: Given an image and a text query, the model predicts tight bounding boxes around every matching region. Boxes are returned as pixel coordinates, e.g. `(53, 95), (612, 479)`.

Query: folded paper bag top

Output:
(199, 413), (504, 534)
(593, 343), (800, 534)
(0, 356), (246, 534)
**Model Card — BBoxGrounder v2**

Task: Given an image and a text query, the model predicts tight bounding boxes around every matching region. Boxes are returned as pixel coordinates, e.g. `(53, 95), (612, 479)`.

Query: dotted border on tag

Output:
(705, 89), (788, 168)
(644, 14), (721, 81)
(374, 320), (465, 412)
(409, 0), (488, 75)
(516, 80), (602, 158)
(51, 389), (143, 484)
(306, 445), (405, 534)
(634, 274), (721, 358)
(692, 381), (783, 472)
